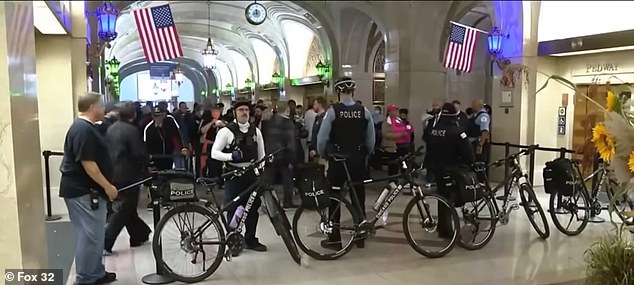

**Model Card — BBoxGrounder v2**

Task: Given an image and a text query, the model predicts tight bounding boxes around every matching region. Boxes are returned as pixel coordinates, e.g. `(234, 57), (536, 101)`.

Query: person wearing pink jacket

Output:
(385, 105), (414, 176)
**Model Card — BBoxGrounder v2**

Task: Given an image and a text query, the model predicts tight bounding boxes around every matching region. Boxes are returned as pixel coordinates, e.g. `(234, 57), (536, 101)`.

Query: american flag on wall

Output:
(443, 23), (479, 73)
(132, 4), (183, 63)
(7, 2), (32, 63)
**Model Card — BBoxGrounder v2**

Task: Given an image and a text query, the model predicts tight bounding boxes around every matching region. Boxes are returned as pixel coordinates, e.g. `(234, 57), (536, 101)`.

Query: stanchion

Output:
(528, 145), (536, 186)
(142, 185), (174, 284)
(503, 143), (510, 196)
(43, 151), (61, 221)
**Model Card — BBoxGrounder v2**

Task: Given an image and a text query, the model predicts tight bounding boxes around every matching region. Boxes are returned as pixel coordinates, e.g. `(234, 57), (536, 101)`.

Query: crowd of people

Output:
(57, 76), (492, 284)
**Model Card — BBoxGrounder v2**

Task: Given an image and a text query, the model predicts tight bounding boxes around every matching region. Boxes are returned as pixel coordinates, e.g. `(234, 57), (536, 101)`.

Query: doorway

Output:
(571, 84), (627, 176)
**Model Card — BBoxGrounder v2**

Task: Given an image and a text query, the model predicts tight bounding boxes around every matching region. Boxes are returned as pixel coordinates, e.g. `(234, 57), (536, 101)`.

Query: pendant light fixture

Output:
(201, 1), (219, 70)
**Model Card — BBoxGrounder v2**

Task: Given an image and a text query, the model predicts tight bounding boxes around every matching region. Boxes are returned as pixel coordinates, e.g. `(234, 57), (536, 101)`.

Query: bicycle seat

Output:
(330, 153), (350, 160)
(154, 170), (195, 179)
(196, 177), (219, 184)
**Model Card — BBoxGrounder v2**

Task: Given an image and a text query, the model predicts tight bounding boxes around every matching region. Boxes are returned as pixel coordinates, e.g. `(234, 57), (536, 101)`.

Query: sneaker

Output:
(320, 239), (342, 251)
(246, 242), (267, 252)
(103, 249), (113, 256)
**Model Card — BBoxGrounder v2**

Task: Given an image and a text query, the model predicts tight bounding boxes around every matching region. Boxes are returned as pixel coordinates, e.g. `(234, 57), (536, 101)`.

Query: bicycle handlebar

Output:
(218, 148), (284, 179)
(489, 144), (539, 168)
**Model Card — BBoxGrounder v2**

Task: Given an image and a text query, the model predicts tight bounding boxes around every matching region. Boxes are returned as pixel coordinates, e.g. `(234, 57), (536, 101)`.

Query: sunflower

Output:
(591, 123), (616, 162)
(628, 151), (634, 173)
(606, 90), (618, 112)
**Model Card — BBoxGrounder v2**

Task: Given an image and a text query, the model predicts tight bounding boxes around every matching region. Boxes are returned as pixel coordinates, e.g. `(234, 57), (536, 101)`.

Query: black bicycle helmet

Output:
(334, 77), (356, 93)
(233, 100), (252, 110)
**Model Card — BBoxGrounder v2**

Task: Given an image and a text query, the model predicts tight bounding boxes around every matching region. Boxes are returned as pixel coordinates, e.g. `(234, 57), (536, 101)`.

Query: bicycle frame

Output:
(336, 157), (426, 227)
(479, 151), (531, 220)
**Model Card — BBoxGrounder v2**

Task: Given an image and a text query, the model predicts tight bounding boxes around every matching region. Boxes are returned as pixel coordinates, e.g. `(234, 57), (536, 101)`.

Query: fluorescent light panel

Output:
(550, 45), (634, 57)
(33, 1), (67, 35)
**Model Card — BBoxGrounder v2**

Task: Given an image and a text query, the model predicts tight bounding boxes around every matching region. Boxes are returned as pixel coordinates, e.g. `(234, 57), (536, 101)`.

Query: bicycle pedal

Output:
(224, 250), (232, 262)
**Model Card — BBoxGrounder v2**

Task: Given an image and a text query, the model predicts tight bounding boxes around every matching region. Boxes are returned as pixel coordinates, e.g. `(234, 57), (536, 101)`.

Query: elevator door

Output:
(572, 85), (607, 177)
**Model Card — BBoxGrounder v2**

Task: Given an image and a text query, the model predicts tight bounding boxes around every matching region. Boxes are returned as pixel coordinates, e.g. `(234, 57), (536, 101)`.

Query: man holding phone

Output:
(59, 92), (118, 285)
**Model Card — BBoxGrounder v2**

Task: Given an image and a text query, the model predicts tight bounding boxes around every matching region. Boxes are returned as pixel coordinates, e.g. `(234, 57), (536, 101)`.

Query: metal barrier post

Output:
(43, 151), (61, 221)
(504, 143), (510, 195)
(556, 148), (566, 210)
(528, 145), (536, 185)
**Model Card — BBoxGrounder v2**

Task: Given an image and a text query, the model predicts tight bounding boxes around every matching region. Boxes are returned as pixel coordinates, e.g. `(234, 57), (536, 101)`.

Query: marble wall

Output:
(0, 1), (48, 273)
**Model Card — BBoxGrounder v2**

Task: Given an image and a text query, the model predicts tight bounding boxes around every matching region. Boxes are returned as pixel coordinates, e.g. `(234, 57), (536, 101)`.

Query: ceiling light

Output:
(33, 1), (67, 34)
(550, 45), (634, 57)
(202, 38), (219, 69)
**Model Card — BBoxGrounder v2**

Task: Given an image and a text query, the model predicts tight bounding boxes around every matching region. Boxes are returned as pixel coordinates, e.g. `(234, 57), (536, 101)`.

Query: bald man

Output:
(466, 99), (491, 163)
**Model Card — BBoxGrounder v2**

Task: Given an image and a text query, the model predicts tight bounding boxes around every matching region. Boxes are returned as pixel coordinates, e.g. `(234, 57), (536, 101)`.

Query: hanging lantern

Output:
(487, 26), (503, 56)
(96, 1), (118, 42)
(202, 38), (219, 69)
(245, 78), (254, 89)
(174, 65), (184, 86)
(107, 56), (120, 76)
(315, 61), (326, 78)
(271, 72), (281, 85)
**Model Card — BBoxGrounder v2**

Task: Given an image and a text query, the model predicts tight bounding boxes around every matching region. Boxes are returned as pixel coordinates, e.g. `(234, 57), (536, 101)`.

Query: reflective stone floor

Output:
(65, 182), (622, 285)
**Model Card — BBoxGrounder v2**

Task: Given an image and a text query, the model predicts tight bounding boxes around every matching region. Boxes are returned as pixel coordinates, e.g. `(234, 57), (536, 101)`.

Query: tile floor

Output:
(65, 184), (622, 285)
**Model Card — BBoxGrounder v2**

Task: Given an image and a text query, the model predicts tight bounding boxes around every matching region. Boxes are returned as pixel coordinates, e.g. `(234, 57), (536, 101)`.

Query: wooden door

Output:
(572, 85), (608, 176)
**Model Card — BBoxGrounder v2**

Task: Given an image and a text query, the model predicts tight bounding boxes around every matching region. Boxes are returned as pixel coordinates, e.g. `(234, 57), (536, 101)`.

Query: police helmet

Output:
(334, 77), (357, 93)
(441, 102), (458, 115)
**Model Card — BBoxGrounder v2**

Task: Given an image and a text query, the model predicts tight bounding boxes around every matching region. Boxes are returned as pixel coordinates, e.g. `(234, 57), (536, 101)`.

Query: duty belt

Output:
(330, 144), (366, 153)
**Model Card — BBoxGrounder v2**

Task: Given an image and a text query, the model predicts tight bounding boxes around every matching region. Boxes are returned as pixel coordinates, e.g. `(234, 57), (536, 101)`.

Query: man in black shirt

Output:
(104, 102), (151, 254)
(59, 92), (118, 285)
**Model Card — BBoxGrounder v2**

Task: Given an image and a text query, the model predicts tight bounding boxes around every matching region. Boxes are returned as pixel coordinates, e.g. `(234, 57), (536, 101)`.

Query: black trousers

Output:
(224, 171), (261, 245)
(104, 186), (151, 251)
(327, 154), (367, 241)
(431, 169), (457, 237)
(263, 161), (295, 204)
(387, 145), (409, 177)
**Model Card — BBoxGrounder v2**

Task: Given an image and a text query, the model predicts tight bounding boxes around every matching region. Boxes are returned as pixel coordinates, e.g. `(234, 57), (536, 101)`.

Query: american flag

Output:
(133, 4), (183, 63)
(7, 2), (33, 64)
(443, 23), (479, 73)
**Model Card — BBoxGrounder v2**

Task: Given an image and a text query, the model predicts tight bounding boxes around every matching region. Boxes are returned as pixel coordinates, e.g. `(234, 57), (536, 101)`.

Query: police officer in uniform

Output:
(211, 100), (267, 254)
(317, 77), (375, 250)
(423, 103), (475, 237)
(466, 99), (491, 164)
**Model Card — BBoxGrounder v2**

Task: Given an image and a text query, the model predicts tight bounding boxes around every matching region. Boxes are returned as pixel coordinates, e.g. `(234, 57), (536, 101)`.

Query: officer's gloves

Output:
(231, 150), (243, 162)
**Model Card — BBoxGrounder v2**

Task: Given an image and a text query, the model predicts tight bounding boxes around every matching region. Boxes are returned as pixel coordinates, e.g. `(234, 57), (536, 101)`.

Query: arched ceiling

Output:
(106, 1), (330, 84)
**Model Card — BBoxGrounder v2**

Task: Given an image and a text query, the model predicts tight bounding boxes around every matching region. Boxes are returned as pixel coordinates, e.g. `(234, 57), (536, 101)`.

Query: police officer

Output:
(466, 99), (491, 164)
(317, 77), (375, 250)
(211, 100), (267, 255)
(423, 103), (475, 238)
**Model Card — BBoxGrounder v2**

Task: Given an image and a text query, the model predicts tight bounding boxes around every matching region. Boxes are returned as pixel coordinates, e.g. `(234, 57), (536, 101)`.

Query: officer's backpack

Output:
(438, 166), (485, 207)
(296, 163), (330, 210)
(543, 158), (577, 196)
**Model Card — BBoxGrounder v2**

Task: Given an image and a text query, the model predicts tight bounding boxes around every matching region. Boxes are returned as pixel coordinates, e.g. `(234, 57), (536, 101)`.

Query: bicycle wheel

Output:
(458, 195), (497, 250)
(153, 204), (226, 283)
(402, 192), (459, 258)
(263, 190), (301, 265)
(549, 188), (590, 236)
(292, 194), (360, 260)
(606, 184), (634, 225)
(518, 183), (550, 239)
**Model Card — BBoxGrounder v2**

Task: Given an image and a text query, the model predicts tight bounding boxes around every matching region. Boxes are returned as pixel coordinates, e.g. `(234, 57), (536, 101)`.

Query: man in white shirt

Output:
(211, 101), (266, 255)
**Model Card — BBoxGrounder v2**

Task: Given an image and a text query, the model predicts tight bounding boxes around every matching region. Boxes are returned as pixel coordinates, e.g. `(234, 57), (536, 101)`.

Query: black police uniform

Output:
(325, 102), (369, 245)
(466, 110), (491, 165)
(221, 121), (262, 247)
(424, 112), (475, 236)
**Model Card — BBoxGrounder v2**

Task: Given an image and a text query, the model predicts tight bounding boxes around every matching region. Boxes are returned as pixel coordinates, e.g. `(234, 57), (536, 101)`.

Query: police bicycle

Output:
(292, 146), (460, 260)
(149, 149), (301, 283)
(459, 146), (550, 250)
(548, 158), (634, 235)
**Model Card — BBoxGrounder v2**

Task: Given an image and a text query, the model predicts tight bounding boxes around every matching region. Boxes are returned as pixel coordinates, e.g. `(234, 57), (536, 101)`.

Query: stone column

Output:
(0, 1), (48, 272)
(70, 0), (88, 115)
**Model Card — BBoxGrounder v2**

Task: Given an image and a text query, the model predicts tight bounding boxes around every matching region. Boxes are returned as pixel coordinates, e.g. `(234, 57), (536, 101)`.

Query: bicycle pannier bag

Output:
(296, 163), (330, 210)
(157, 171), (198, 202)
(543, 158), (575, 196)
(438, 166), (485, 207)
